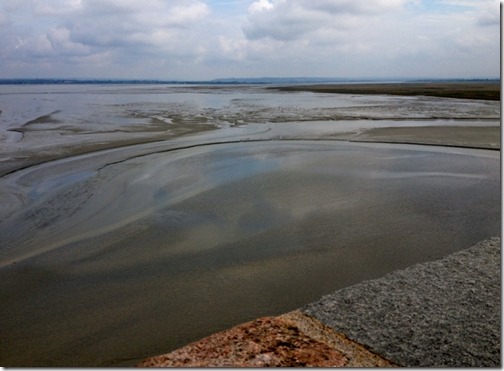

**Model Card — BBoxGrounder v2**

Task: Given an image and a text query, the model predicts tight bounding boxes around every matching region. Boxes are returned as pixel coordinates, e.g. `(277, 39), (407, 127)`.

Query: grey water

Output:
(0, 84), (500, 366)
(0, 83), (499, 136)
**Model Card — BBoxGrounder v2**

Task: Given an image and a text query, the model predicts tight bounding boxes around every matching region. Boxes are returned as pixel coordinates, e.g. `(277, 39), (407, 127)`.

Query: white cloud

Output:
(33, 0), (83, 15)
(0, 0), (499, 79)
(46, 26), (91, 55)
(242, 0), (411, 42)
(219, 35), (247, 60)
(248, 0), (275, 13)
(67, 0), (210, 48)
(234, 0), (499, 78)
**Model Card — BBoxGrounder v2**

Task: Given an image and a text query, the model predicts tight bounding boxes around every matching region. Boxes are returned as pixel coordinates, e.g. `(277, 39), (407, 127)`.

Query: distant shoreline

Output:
(0, 77), (500, 89)
(272, 82), (501, 101)
(3, 79), (496, 101)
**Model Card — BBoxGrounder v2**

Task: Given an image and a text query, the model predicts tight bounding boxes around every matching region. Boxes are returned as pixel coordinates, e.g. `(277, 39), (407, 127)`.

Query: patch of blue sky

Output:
(413, 0), (479, 14)
(206, 0), (252, 16)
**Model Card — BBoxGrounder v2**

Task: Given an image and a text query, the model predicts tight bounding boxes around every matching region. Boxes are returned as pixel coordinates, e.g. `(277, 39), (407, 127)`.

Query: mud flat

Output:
(0, 84), (500, 366)
(0, 139), (499, 366)
(0, 119), (216, 178)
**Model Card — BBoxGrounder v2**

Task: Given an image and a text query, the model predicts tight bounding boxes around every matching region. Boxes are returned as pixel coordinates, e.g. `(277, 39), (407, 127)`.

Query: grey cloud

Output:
(0, 0), (499, 80)
(1, 0), (28, 12)
(477, 17), (499, 27)
(44, 27), (91, 56)
(306, 0), (406, 15)
(0, 9), (8, 26)
(33, 0), (83, 16)
(15, 1), (209, 59)
(77, 0), (209, 27)
(243, 1), (325, 41)
(67, 0), (209, 48)
(243, 15), (319, 41)
(477, 11), (500, 27)
(0, 0), (213, 78)
(243, 0), (407, 42)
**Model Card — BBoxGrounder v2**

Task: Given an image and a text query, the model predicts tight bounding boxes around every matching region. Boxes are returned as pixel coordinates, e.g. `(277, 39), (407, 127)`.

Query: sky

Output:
(0, 0), (500, 80)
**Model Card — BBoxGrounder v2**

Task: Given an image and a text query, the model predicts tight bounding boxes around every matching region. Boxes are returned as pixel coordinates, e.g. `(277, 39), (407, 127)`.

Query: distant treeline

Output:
(0, 77), (358, 85)
(0, 79), (240, 85)
(0, 77), (499, 85)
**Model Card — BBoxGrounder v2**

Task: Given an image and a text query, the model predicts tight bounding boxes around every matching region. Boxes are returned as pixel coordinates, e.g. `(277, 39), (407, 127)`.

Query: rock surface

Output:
(137, 316), (346, 367)
(303, 237), (501, 367)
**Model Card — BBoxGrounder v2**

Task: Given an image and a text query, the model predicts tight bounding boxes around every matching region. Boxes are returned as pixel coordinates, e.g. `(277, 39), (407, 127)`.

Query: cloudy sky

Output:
(0, 0), (500, 80)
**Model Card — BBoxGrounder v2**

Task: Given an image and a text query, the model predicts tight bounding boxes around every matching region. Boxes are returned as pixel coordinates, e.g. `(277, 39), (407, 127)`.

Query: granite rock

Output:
(302, 237), (501, 367)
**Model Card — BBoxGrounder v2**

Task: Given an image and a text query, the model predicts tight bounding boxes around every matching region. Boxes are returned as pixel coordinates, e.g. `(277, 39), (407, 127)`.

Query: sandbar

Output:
(273, 82), (501, 101)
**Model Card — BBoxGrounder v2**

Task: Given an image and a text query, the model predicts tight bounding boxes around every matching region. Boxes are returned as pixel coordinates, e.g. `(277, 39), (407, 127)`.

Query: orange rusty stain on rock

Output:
(279, 311), (398, 367)
(137, 316), (348, 367)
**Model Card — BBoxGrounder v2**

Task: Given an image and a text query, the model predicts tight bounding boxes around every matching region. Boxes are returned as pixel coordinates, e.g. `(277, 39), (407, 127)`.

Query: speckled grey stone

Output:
(302, 237), (501, 367)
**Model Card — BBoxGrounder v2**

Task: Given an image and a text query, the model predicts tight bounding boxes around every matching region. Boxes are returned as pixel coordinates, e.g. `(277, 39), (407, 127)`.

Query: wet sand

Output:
(335, 125), (500, 149)
(0, 121), (216, 178)
(0, 84), (500, 366)
(1, 83), (498, 178)
(0, 139), (500, 366)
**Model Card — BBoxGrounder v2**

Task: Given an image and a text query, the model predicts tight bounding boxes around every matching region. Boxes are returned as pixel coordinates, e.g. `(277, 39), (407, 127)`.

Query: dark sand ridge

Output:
(331, 125), (500, 150)
(272, 82), (501, 101)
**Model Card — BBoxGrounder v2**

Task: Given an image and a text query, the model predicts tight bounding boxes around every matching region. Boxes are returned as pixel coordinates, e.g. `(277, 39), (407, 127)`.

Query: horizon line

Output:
(0, 76), (500, 85)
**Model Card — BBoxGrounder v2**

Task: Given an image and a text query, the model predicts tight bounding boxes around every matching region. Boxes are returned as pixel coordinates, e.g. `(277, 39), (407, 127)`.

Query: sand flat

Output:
(0, 83), (500, 366)
(0, 140), (500, 366)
